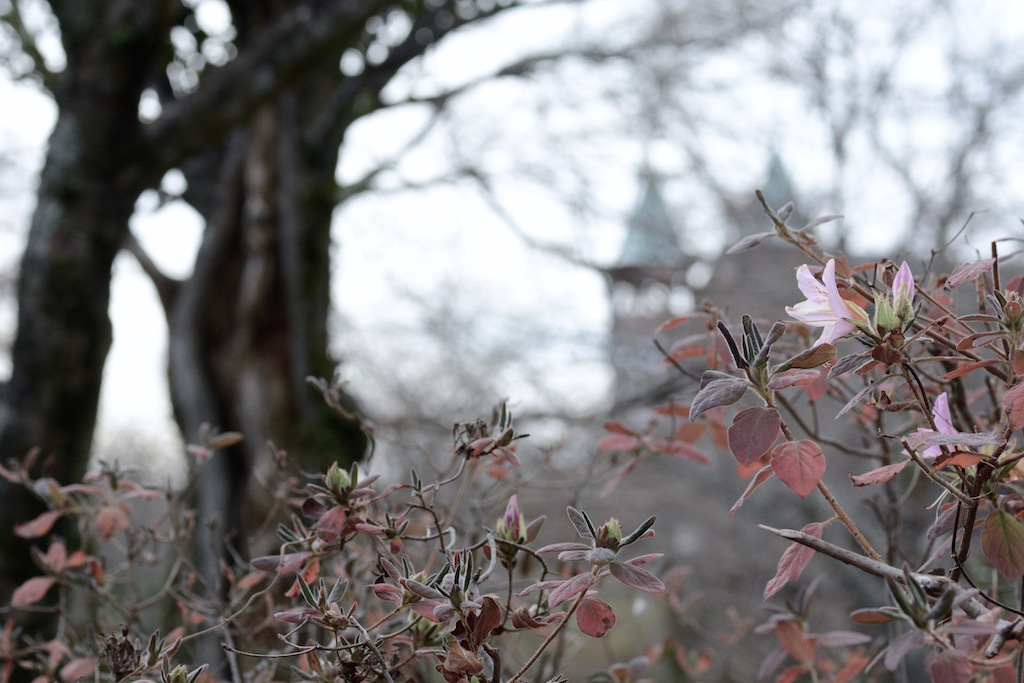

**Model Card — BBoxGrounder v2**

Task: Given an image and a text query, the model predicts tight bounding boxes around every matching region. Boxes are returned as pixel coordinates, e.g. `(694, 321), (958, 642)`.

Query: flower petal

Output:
(932, 392), (955, 435)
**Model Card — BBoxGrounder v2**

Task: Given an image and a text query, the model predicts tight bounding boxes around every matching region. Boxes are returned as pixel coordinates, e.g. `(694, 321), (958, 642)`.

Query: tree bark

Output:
(0, 1), (170, 609)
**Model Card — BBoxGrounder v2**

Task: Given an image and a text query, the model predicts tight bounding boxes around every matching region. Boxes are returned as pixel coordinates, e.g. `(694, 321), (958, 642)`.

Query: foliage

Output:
(0, 405), (671, 682)
(603, 190), (1024, 680)
(10, 188), (1024, 682)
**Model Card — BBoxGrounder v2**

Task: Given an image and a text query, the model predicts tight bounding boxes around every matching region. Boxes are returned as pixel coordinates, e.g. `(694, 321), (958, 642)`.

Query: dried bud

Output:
(101, 627), (139, 682)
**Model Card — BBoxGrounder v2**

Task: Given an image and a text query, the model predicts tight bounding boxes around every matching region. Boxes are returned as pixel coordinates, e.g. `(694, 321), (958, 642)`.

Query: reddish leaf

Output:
(776, 619), (815, 669)
(849, 608), (903, 624)
(609, 561), (665, 593)
(596, 434), (641, 451)
(471, 596), (502, 646)
(777, 666), (809, 683)
(850, 460), (908, 487)
(728, 407), (780, 466)
(549, 573), (595, 607)
(650, 440), (710, 464)
(780, 343), (836, 371)
(730, 464), (774, 515)
(928, 650), (972, 683)
(802, 368), (829, 402)
(600, 459), (638, 498)
(689, 377), (748, 421)
(884, 630), (924, 671)
(672, 422), (704, 442)
(816, 630), (871, 647)
(833, 652), (870, 683)
(942, 358), (1004, 380)
(947, 257), (994, 288)
(602, 421), (636, 435)
(250, 551), (309, 574)
(14, 510), (63, 539)
(767, 369), (821, 389)
(655, 315), (693, 333)
(443, 640), (483, 677)
(576, 596), (616, 638)
(654, 403), (691, 417)
(764, 523), (822, 599)
(511, 606), (563, 630)
(60, 657), (97, 682)
(96, 505), (128, 542)
(666, 336), (709, 362)
(11, 576), (56, 607)
(771, 441), (825, 498)
(40, 541), (68, 572)
(982, 510), (1024, 581)
(1005, 380), (1024, 431)
(932, 451), (987, 469)
(956, 330), (1005, 351)
(313, 506), (347, 541)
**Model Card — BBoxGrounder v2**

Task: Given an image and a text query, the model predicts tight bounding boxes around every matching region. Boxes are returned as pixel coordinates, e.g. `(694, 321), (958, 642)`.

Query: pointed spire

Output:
(615, 170), (685, 275)
(760, 150), (797, 212)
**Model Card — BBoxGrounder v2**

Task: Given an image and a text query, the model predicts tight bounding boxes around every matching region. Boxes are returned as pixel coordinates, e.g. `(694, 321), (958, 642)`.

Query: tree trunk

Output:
(0, 3), (168, 652)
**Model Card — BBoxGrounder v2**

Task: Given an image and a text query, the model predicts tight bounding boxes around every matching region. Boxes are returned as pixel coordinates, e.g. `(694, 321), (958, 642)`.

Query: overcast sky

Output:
(2, 0), (1024, 468)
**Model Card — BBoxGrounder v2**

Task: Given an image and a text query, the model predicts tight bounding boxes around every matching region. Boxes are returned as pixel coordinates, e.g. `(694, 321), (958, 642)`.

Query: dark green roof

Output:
(618, 172), (683, 268)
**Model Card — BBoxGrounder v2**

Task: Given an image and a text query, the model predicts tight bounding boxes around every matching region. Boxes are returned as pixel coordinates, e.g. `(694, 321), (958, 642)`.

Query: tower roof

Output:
(618, 171), (682, 268)
(760, 150), (797, 212)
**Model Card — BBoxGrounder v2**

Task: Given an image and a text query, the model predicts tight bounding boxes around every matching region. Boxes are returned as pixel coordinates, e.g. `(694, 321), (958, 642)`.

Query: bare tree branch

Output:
(123, 231), (179, 313)
(144, 0), (393, 170)
(1, 0), (59, 89)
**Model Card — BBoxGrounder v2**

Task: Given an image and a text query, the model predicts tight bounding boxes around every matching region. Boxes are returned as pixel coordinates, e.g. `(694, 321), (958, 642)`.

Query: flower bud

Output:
(325, 462), (351, 492)
(873, 292), (900, 334)
(167, 665), (190, 683)
(596, 518), (622, 550)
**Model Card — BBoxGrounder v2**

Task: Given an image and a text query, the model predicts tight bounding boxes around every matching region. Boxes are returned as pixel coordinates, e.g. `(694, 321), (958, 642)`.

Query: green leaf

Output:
(771, 440), (825, 498)
(727, 407), (780, 466)
(690, 376), (749, 420)
(620, 515), (656, 547)
(752, 321), (786, 368)
(297, 574), (316, 608)
(982, 510), (1024, 581)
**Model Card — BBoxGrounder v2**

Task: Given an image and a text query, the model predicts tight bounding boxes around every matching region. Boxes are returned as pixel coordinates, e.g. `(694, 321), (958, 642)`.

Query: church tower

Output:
(606, 170), (691, 408)
(696, 150), (808, 319)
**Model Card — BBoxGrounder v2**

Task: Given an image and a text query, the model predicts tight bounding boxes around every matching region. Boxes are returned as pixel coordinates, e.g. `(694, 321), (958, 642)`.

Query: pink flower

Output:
(916, 392), (956, 459)
(786, 259), (866, 346)
(892, 260), (915, 319)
